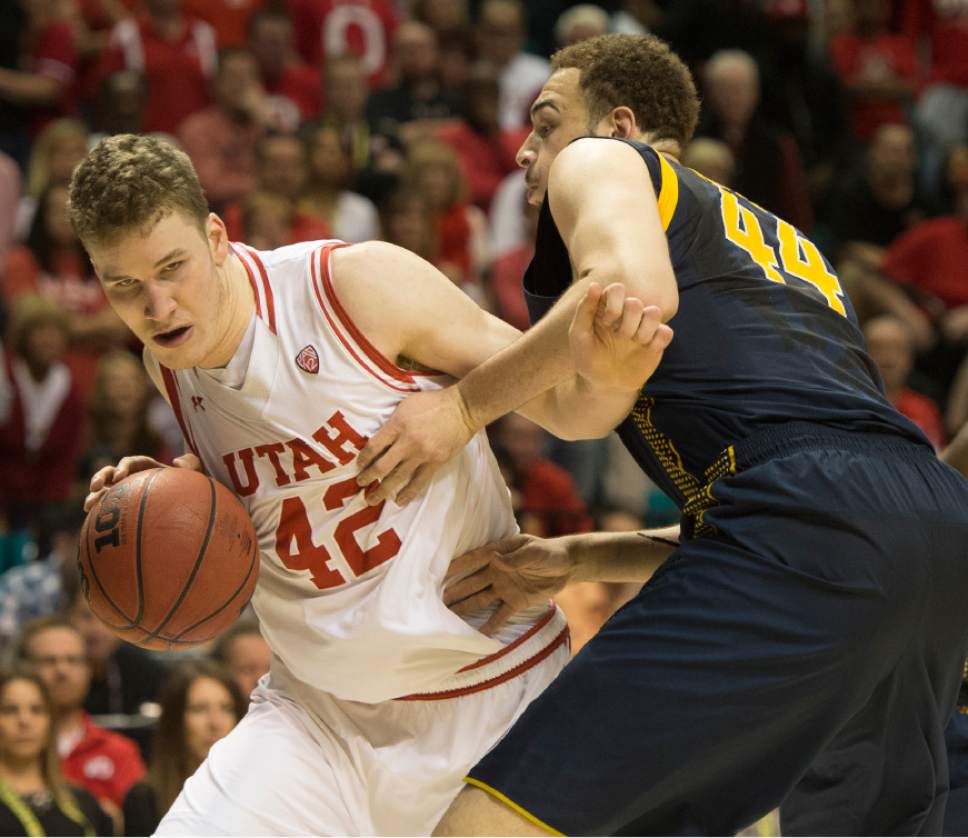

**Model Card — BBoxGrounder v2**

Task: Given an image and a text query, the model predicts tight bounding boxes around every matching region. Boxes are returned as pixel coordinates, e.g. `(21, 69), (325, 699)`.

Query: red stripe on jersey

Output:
(230, 243), (264, 324)
(310, 245), (419, 394)
(243, 245), (276, 334)
(396, 626), (569, 702)
(458, 604), (557, 673)
(160, 366), (201, 459)
(317, 243), (417, 384)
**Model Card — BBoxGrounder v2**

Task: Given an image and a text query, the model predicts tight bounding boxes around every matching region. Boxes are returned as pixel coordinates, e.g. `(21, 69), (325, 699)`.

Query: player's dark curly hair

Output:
(68, 133), (209, 246)
(551, 34), (699, 149)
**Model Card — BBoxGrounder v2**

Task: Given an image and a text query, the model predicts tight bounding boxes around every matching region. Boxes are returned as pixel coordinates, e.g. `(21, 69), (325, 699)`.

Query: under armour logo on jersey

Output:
(191, 396), (205, 411)
(296, 345), (320, 374)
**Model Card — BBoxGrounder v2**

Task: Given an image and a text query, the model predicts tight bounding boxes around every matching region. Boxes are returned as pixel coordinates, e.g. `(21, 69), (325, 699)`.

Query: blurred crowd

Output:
(0, 0), (967, 833)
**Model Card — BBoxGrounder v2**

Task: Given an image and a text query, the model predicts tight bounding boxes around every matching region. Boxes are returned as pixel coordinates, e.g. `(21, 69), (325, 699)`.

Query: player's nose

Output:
(143, 278), (176, 320)
(516, 135), (537, 169)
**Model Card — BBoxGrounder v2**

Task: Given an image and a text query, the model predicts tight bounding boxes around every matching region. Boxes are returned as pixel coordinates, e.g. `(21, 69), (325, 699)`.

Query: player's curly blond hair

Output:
(551, 34), (699, 149)
(68, 134), (209, 246)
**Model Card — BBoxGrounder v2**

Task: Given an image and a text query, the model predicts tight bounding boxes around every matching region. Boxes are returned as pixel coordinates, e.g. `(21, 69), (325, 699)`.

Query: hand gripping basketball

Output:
(84, 453), (202, 513)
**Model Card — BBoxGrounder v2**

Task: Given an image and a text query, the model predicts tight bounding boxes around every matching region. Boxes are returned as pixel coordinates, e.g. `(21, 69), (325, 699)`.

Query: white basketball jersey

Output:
(149, 240), (562, 704)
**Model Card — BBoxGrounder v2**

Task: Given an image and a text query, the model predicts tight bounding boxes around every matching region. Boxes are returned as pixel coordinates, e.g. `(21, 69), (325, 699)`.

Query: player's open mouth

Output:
(154, 325), (193, 347)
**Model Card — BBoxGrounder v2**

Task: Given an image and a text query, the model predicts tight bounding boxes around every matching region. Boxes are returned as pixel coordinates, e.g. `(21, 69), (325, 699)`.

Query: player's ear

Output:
(607, 106), (637, 139)
(207, 213), (230, 265)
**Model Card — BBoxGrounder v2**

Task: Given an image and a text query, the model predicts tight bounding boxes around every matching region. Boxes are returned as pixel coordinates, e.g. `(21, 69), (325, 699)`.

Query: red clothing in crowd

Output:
(222, 203), (332, 244)
(829, 31), (919, 139)
(263, 62), (321, 131)
(520, 459), (594, 537)
(434, 203), (473, 278)
(882, 217), (968, 309)
(893, 387), (945, 450)
(182, 0), (266, 47)
(60, 712), (146, 809)
(178, 106), (263, 206)
(434, 122), (529, 211)
(26, 20), (80, 134)
(92, 15), (216, 134)
(902, 0), (968, 86)
(490, 244), (532, 332)
(0, 351), (84, 507)
(289, 0), (397, 86)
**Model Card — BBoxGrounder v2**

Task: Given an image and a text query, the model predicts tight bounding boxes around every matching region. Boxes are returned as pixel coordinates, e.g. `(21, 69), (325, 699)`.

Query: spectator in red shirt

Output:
(290, 0), (397, 86)
(91, 0), (216, 135)
(183, 0), (265, 48)
(830, 0), (919, 140)
(488, 196), (537, 331)
(490, 413), (593, 537)
(0, 296), (84, 532)
(178, 48), (266, 208)
(864, 314), (945, 449)
(247, 8), (320, 133)
(16, 618), (146, 817)
(434, 61), (529, 212)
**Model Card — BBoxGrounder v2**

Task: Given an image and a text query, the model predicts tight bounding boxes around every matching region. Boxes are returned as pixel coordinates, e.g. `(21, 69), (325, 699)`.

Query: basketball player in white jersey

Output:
(70, 134), (674, 835)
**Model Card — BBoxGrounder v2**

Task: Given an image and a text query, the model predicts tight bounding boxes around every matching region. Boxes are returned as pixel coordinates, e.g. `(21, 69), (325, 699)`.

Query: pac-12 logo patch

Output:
(296, 345), (320, 374)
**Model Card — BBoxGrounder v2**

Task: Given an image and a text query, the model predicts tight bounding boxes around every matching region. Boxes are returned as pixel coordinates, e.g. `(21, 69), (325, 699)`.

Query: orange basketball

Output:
(78, 468), (260, 651)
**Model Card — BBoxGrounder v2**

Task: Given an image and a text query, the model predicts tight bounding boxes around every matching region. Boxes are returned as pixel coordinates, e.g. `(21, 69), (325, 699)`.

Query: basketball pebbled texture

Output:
(78, 468), (260, 651)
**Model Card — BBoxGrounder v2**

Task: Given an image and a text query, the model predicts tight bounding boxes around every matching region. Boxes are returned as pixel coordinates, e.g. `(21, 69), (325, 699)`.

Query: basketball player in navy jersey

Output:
(355, 34), (968, 835)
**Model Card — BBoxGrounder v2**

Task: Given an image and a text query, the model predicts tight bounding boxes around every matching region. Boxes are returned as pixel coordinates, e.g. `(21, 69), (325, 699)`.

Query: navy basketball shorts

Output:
(466, 425), (968, 836)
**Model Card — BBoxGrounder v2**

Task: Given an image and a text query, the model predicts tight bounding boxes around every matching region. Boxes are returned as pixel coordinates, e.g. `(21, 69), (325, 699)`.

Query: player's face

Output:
(0, 680), (50, 765)
(88, 211), (235, 370)
(516, 68), (603, 206)
(184, 677), (238, 763)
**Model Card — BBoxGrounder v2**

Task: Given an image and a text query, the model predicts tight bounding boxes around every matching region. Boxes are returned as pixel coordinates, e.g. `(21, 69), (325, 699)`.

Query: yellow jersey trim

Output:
(463, 777), (565, 836)
(656, 153), (680, 231)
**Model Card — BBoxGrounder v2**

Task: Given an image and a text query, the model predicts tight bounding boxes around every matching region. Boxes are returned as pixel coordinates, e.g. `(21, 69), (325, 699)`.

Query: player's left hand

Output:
(443, 534), (574, 636)
(355, 385), (476, 506)
(571, 281), (674, 394)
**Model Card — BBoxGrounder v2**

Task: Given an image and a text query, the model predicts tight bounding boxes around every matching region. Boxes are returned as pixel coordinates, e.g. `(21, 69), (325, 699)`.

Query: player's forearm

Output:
(564, 525), (680, 584)
(455, 280), (589, 432)
(518, 374), (639, 440)
(941, 423), (968, 478)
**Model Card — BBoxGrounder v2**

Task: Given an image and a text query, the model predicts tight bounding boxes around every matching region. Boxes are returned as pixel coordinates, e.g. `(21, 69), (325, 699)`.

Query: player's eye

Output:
(113, 278), (138, 289)
(163, 260), (184, 273)
(536, 124), (553, 138)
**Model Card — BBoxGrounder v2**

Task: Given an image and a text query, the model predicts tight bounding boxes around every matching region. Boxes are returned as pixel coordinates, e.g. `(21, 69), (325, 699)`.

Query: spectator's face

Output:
(945, 145), (968, 194)
(225, 634), (271, 699)
(48, 135), (88, 186)
(99, 356), (148, 418)
(259, 137), (306, 199)
(869, 124), (915, 178)
(24, 322), (67, 368)
(478, 3), (523, 67)
(25, 628), (91, 714)
(216, 53), (261, 114)
(854, 0), (890, 32)
(384, 196), (431, 254)
(183, 677), (238, 764)
(466, 82), (500, 129)
(0, 680), (50, 766)
(417, 0), (464, 31)
(249, 18), (292, 78)
(493, 414), (543, 470)
(45, 186), (76, 247)
(395, 22), (439, 81)
(516, 68), (597, 206)
(310, 130), (350, 186)
(145, 0), (179, 18)
(325, 61), (368, 122)
(864, 318), (912, 393)
(415, 161), (455, 210)
(246, 202), (291, 250)
(705, 61), (759, 127)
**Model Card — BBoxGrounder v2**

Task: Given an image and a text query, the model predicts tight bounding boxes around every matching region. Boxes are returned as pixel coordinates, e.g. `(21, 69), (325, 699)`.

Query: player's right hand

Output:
(84, 453), (202, 512)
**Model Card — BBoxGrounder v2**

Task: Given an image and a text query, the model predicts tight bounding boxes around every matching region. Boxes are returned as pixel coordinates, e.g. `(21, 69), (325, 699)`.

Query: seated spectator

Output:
(182, 0), (264, 48)
(864, 315), (945, 449)
(554, 4), (609, 48)
(368, 20), (459, 141)
(378, 187), (436, 262)
(488, 169), (527, 260)
(0, 506), (84, 649)
(91, 70), (147, 139)
(0, 667), (113, 836)
(408, 139), (488, 292)
(178, 48), (266, 209)
(300, 124), (380, 243)
(16, 618), (146, 814)
(0, 296), (84, 536)
(697, 49), (812, 232)
(434, 61), (529, 211)
(475, 0), (549, 130)
(5, 182), (127, 398)
(63, 582), (166, 719)
(79, 350), (171, 483)
(0, 151), (21, 272)
(681, 137), (736, 187)
(247, 8), (319, 132)
(829, 0), (918, 141)
(242, 191), (294, 251)
(410, 0), (467, 43)
(17, 118), (88, 239)
(489, 414), (593, 537)
(488, 195), (536, 331)
(211, 620), (270, 700)
(90, 0), (216, 135)
(121, 661), (246, 836)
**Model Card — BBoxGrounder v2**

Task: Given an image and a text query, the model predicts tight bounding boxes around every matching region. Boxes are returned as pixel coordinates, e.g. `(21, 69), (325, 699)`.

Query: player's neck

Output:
(198, 253), (256, 370)
(641, 134), (681, 160)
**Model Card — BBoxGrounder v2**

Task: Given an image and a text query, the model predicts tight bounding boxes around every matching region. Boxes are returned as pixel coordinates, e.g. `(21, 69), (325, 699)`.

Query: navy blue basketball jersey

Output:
(524, 138), (929, 533)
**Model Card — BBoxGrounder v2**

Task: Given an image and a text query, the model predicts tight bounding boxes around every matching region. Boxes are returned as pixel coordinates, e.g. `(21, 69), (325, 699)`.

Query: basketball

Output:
(78, 467), (260, 651)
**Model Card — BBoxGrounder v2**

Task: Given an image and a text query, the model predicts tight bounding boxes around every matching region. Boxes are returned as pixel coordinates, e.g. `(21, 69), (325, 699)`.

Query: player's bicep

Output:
(549, 139), (678, 321)
(331, 241), (522, 380)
